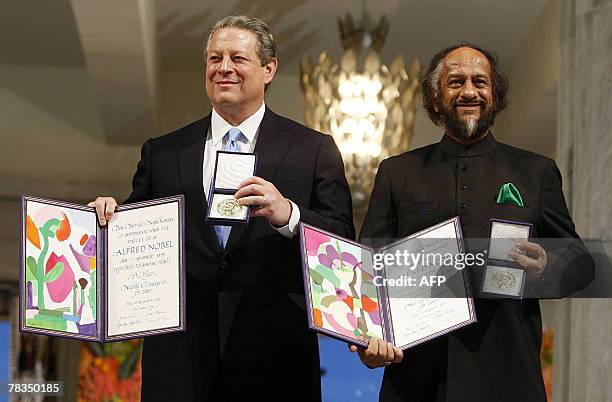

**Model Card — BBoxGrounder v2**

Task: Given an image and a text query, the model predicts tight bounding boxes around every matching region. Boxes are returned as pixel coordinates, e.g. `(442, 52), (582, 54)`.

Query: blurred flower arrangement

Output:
(77, 339), (142, 402)
(540, 326), (554, 401)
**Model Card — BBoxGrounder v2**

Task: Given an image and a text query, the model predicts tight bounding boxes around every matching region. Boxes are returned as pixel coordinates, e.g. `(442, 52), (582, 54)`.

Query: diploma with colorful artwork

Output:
(19, 195), (185, 342)
(299, 217), (477, 350)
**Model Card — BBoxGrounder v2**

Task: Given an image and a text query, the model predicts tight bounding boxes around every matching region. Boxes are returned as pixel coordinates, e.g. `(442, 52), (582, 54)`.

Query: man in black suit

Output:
(351, 44), (593, 401)
(90, 15), (354, 402)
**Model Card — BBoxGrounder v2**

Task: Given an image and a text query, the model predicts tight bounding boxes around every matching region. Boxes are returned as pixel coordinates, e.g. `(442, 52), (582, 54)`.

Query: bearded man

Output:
(351, 44), (594, 401)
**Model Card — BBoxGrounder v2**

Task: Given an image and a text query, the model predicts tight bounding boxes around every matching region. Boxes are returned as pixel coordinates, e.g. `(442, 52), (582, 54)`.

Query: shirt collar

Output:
(211, 102), (266, 146)
(439, 131), (497, 157)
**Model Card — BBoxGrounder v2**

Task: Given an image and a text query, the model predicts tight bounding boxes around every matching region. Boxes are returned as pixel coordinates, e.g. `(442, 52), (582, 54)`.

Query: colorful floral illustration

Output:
(24, 201), (97, 336)
(306, 229), (330, 256)
(45, 252), (75, 303)
(303, 226), (383, 341)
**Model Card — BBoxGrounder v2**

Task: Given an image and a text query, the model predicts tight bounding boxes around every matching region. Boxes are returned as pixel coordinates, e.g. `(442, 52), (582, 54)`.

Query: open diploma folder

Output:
(299, 217), (476, 350)
(20, 195), (186, 342)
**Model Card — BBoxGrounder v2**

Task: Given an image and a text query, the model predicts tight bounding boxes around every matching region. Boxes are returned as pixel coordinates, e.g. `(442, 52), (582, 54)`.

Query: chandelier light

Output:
(300, 10), (421, 209)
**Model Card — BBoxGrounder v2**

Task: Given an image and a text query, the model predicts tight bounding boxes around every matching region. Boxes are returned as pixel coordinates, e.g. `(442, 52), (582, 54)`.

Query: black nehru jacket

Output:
(360, 133), (593, 402)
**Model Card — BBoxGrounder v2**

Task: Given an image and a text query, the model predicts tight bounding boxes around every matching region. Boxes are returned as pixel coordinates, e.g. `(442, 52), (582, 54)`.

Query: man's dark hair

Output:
(422, 43), (509, 125)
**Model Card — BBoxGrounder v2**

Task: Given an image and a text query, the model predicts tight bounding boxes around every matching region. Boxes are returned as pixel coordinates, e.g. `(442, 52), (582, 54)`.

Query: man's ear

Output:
(263, 58), (278, 86)
(433, 100), (440, 113)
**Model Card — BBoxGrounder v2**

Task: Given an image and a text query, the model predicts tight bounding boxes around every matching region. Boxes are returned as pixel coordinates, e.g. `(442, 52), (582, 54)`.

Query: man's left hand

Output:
(509, 240), (547, 279)
(234, 176), (291, 226)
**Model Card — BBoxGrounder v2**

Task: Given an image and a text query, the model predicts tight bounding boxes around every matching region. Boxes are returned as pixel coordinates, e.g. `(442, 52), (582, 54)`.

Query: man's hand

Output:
(509, 240), (548, 279)
(234, 176), (291, 226)
(348, 338), (403, 368)
(87, 197), (118, 226)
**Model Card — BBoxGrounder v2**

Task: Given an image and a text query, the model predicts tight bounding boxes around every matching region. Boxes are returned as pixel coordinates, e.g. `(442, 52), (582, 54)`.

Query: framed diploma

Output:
(206, 150), (257, 225)
(299, 217), (477, 350)
(19, 195), (186, 342)
(480, 219), (532, 298)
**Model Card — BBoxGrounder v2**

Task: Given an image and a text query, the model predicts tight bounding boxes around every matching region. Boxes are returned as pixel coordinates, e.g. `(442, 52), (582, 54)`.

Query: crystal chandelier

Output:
(300, 10), (420, 210)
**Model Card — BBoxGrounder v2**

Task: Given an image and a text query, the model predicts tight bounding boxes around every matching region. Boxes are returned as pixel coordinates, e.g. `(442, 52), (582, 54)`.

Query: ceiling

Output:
(1, 0), (547, 71)
(157, 0), (547, 73)
(0, 0), (550, 145)
(0, 0), (86, 67)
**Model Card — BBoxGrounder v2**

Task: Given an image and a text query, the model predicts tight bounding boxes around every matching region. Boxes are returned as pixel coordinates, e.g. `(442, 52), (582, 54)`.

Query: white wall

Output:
(494, 0), (561, 158)
(0, 62), (142, 280)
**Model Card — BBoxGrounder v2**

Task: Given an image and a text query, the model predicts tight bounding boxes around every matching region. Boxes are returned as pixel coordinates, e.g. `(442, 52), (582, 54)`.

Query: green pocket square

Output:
(496, 183), (524, 207)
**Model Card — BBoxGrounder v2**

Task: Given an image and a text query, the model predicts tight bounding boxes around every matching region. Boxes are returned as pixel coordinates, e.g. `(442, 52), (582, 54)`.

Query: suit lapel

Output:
(177, 114), (224, 255)
(223, 108), (295, 254)
(251, 108), (294, 182)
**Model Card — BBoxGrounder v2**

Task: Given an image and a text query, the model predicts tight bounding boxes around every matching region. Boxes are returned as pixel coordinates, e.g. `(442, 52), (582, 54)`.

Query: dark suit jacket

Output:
(360, 133), (593, 402)
(124, 108), (354, 402)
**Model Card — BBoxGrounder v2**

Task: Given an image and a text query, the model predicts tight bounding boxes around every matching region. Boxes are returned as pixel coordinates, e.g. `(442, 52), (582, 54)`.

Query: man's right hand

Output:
(349, 338), (403, 368)
(87, 197), (118, 226)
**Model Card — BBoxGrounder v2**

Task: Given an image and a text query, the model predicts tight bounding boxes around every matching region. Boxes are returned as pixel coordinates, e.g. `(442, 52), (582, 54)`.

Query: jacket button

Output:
(462, 184), (469, 190)
(460, 201), (468, 209)
(220, 261), (227, 270)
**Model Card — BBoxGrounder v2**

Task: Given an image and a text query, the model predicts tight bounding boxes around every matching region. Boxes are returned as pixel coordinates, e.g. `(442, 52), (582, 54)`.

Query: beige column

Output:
(552, 0), (612, 400)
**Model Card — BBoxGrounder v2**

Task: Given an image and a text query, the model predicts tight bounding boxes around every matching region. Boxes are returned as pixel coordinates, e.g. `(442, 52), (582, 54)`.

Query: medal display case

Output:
(481, 219), (533, 298)
(206, 151), (257, 225)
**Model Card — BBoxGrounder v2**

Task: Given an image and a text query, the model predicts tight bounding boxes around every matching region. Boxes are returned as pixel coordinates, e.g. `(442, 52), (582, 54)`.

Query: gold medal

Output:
(217, 198), (243, 217)
(490, 271), (517, 291)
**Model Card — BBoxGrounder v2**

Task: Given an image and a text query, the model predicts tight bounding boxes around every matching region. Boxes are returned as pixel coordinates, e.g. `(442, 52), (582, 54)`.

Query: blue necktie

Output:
(214, 128), (244, 248)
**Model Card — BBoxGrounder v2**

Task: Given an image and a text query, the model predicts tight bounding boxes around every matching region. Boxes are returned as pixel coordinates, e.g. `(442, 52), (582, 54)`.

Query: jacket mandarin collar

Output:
(439, 132), (497, 157)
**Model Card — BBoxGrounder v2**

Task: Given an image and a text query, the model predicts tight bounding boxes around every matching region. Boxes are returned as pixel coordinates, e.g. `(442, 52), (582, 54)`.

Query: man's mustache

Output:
(451, 99), (487, 108)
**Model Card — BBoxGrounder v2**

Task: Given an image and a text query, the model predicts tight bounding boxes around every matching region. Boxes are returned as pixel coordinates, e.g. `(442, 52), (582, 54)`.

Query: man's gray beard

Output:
(465, 118), (477, 137)
(441, 106), (495, 140)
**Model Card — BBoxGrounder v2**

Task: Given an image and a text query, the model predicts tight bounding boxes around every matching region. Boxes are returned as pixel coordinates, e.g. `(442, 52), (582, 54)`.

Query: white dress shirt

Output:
(203, 102), (300, 238)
